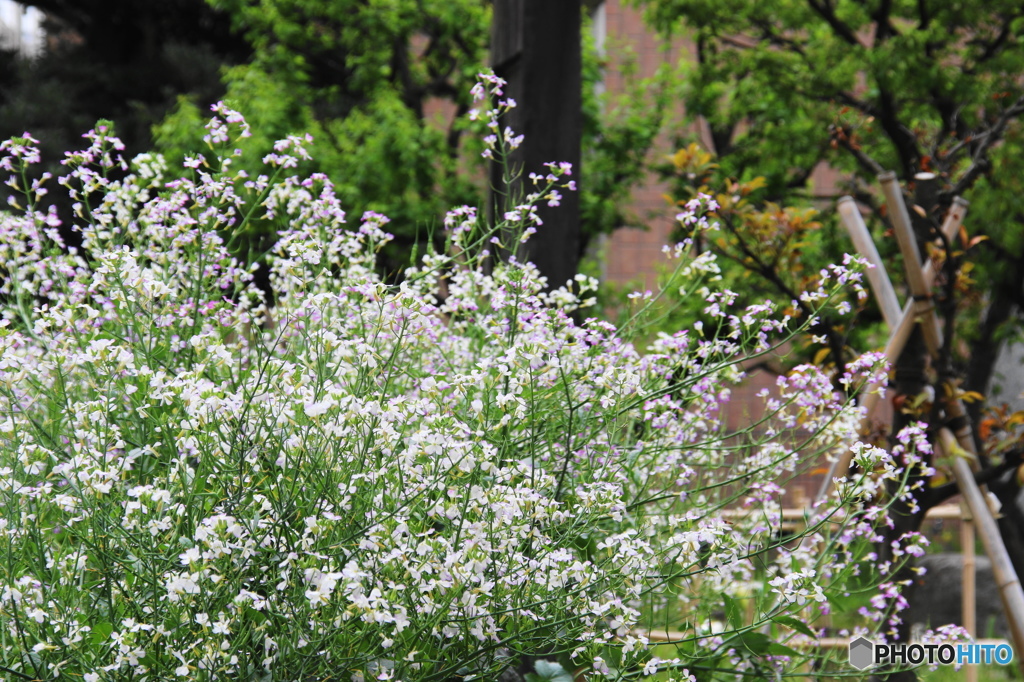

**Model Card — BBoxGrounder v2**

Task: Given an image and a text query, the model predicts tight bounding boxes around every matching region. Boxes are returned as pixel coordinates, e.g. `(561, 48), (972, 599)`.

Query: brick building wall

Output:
(595, 0), (684, 290)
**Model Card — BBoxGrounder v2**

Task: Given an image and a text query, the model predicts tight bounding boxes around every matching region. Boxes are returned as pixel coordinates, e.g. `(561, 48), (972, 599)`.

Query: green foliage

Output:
(147, 2), (677, 276)
(579, 20), (679, 244)
(2, 2), (672, 286)
(151, 0), (490, 271)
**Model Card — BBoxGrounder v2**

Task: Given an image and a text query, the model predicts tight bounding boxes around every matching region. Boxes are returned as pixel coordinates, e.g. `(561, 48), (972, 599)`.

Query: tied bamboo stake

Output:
(962, 502), (978, 682)
(814, 197), (965, 502)
(878, 172), (945, 356)
(879, 174), (981, 463)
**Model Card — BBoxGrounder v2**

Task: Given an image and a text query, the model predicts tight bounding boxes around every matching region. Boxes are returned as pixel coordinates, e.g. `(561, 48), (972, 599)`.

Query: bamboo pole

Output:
(814, 196), (966, 502)
(880, 178), (984, 471)
(837, 197), (902, 328)
(839, 193), (966, 417)
(962, 502), (978, 682)
(814, 183), (1024, 662)
(879, 172), (945, 356)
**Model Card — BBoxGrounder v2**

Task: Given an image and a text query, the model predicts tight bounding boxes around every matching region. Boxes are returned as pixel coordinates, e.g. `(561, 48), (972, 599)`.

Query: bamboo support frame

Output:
(938, 429), (1024, 661)
(826, 175), (1024, 665)
(881, 179), (989, 482)
(884, 179), (1024, 660)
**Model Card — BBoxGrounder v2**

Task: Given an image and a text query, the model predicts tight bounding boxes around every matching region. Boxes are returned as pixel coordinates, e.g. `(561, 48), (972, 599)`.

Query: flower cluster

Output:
(0, 73), (934, 681)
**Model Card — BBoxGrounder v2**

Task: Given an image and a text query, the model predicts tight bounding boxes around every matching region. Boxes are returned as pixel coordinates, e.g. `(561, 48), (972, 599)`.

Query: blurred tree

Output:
(0, 1), (666, 286)
(0, 0), (249, 164)
(637, 0), (1024, 402)
(157, 1), (666, 282)
(152, 0), (492, 275)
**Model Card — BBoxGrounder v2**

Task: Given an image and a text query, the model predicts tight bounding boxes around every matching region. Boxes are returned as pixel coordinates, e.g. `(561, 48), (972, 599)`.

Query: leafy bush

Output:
(0, 73), (942, 681)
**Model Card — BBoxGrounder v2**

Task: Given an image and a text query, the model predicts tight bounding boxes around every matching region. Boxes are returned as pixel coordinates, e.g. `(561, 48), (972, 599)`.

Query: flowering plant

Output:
(0, 73), (944, 681)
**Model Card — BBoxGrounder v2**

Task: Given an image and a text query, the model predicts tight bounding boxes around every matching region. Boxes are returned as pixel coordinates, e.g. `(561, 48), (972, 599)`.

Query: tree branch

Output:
(806, 0), (862, 47)
(876, 88), (921, 177)
(916, 0), (930, 30)
(966, 13), (1019, 71)
(921, 448), (1022, 511)
(829, 124), (887, 176)
(943, 92), (1024, 200)
(715, 214), (849, 375)
(872, 0), (897, 43)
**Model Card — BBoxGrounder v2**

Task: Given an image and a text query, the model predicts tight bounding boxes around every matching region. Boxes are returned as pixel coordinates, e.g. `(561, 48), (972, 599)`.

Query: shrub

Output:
(0, 73), (936, 681)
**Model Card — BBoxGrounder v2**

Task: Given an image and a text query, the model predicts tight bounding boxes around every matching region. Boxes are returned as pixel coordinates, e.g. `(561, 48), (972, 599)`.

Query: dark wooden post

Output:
(491, 0), (582, 291)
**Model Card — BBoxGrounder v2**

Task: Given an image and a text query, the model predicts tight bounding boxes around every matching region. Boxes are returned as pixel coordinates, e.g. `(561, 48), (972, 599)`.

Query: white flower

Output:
(303, 399), (331, 418)
(164, 573), (200, 601)
(212, 615), (231, 635)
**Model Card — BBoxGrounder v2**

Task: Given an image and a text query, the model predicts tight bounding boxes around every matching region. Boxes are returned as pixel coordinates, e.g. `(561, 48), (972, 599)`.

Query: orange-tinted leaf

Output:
(979, 418), (996, 441)
(1006, 411), (1024, 428)
(746, 176), (767, 192)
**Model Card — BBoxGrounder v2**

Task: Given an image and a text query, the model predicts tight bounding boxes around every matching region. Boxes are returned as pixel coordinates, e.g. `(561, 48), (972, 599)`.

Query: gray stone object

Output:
(849, 636), (874, 670)
(908, 553), (1009, 639)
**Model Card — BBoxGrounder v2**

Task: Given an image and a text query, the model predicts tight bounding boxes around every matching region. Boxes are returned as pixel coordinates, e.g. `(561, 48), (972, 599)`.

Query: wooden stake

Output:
(962, 502), (978, 682)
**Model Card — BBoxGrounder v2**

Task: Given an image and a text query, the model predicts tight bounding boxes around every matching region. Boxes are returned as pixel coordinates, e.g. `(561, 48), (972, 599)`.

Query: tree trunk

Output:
(491, 0), (582, 290)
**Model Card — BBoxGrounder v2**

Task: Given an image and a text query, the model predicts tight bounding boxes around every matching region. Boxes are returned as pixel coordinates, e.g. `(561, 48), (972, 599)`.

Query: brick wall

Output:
(598, 0), (685, 289)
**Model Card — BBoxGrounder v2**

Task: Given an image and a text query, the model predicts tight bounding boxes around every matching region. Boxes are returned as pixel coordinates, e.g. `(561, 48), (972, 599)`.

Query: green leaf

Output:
(737, 631), (771, 655)
(245, 606), (268, 624)
(766, 642), (804, 658)
(771, 615), (816, 638)
(723, 593), (744, 630)
(826, 590), (863, 613)
(91, 622), (113, 646)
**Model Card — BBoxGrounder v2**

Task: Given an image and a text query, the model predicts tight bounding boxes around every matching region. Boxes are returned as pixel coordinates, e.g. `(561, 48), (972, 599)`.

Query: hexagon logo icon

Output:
(849, 636), (874, 670)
